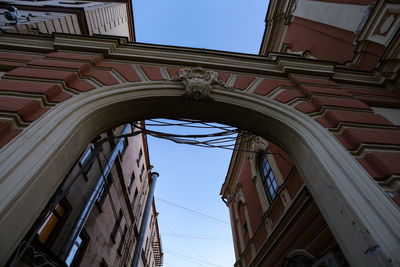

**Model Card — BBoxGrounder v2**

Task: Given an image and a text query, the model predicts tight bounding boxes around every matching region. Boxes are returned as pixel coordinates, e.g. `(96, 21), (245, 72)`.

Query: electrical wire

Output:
(11, 119), (293, 266)
(164, 249), (225, 267)
(131, 119), (269, 154)
(155, 197), (230, 226)
(133, 119), (242, 151)
(162, 233), (231, 241)
(159, 219), (210, 263)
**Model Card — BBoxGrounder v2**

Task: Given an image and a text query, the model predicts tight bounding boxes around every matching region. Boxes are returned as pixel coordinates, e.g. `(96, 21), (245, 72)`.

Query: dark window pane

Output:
(259, 154), (279, 203)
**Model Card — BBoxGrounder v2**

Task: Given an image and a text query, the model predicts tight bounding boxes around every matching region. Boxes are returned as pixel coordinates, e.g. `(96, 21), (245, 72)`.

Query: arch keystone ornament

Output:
(173, 67), (227, 100)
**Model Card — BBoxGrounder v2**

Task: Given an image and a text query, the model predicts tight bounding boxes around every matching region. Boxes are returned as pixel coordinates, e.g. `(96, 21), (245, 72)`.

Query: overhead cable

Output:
(156, 197), (229, 226)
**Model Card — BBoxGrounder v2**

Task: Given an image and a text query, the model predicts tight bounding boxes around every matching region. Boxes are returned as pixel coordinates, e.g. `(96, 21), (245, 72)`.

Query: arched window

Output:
(259, 154), (278, 203)
(286, 254), (314, 267)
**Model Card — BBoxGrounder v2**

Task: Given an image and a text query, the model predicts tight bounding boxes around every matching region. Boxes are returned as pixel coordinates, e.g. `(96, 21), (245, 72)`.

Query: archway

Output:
(0, 79), (399, 266)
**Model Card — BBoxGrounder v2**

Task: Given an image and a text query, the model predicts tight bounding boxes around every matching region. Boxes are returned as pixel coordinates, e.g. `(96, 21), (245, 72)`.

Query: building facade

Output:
(0, 0), (399, 267)
(221, 0), (400, 266)
(0, 0), (134, 40)
(221, 135), (350, 266)
(12, 122), (163, 267)
(0, 2), (163, 266)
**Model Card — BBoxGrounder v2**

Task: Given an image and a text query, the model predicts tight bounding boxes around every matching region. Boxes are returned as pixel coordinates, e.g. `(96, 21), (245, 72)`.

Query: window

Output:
(127, 172), (135, 192)
(96, 173), (112, 207)
(111, 210), (123, 243)
(120, 137), (129, 156)
(285, 254), (314, 267)
(140, 164), (145, 182)
(136, 148), (143, 167)
(80, 144), (94, 166)
(118, 225), (127, 255)
(145, 237), (150, 260)
(37, 200), (70, 246)
(243, 222), (248, 235)
(80, 144), (96, 176)
(100, 258), (108, 267)
(65, 230), (89, 267)
(132, 188), (138, 208)
(259, 154), (278, 202)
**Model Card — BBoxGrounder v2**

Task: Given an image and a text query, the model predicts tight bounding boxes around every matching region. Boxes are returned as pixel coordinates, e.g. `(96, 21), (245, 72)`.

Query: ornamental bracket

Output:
(173, 67), (227, 100)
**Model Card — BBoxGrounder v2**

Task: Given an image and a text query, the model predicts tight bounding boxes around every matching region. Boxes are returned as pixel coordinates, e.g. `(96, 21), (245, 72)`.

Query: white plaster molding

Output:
(3, 33), (394, 86)
(248, 136), (271, 212)
(280, 189), (292, 211)
(248, 136), (288, 213)
(225, 74), (237, 88)
(366, 4), (400, 46)
(0, 81), (399, 266)
(294, 0), (368, 32)
(228, 205), (241, 260)
(132, 64), (149, 81)
(159, 66), (171, 80)
(372, 107), (400, 126)
(245, 77), (264, 94)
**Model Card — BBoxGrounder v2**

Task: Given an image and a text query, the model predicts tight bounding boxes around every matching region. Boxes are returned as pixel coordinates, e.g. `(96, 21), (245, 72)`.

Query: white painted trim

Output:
(372, 107), (400, 126)
(0, 81), (399, 266)
(367, 4), (400, 46)
(228, 204), (241, 260)
(294, 0), (368, 32)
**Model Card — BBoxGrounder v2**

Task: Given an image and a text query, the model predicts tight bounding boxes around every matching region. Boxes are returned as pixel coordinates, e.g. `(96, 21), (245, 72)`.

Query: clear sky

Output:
(133, 0), (269, 54)
(132, 1), (270, 266)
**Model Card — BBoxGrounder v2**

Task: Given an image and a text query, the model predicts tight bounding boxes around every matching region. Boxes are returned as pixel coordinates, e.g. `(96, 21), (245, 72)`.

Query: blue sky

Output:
(133, 0), (269, 54)
(146, 122), (237, 267)
(132, 1), (269, 266)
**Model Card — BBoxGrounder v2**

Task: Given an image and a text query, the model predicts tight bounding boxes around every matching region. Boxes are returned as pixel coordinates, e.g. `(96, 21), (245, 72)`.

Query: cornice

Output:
(259, 0), (295, 55)
(0, 32), (397, 88)
(220, 134), (253, 199)
(0, 33), (55, 54)
(220, 138), (243, 199)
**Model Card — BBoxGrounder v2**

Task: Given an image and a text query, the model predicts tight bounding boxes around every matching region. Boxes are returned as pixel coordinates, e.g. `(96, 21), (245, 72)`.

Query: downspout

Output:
(59, 124), (131, 261)
(132, 172), (159, 267)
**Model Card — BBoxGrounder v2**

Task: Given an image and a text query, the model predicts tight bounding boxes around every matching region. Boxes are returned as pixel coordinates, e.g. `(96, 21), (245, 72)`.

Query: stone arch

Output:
(0, 79), (399, 266)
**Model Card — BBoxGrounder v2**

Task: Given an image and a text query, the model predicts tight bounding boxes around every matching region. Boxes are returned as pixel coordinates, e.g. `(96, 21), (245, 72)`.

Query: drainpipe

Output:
(132, 172), (159, 267)
(59, 124), (131, 261)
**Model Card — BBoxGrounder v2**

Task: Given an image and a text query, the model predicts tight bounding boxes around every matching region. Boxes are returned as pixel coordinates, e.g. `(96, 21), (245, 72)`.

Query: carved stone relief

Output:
(173, 67), (227, 100)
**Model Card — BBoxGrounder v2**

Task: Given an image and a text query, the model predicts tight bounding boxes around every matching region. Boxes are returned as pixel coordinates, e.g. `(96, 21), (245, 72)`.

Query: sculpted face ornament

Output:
(173, 67), (227, 100)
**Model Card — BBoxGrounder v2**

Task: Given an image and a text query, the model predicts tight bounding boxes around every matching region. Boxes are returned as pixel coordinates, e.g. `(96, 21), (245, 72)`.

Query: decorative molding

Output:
(1, 33), (396, 87)
(173, 67), (226, 100)
(366, 4), (400, 46)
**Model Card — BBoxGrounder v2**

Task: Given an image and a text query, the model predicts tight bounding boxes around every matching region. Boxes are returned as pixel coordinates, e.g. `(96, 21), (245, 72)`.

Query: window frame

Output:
(132, 188), (139, 209)
(65, 229), (90, 267)
(127, 172), (135, 192)
(37, 199), (71, 247)
(136, 148), (143, 167)
(117, 224), (127, 256)
(96, 172), (113, 210)
(258, 153), (279, 203)
(110, 209), (123, 243)
(120, 137), (129, 157)
(140, 164), (145, 182)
